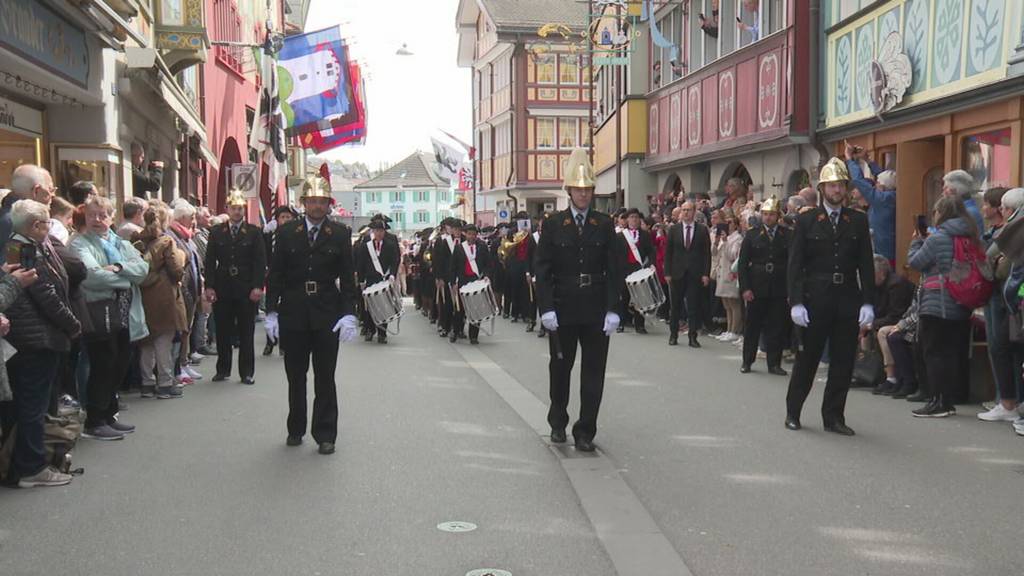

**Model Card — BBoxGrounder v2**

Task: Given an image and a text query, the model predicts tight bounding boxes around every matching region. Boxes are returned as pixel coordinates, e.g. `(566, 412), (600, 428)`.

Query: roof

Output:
(479, 0), (588, 29)
(353, 152), (450, 190)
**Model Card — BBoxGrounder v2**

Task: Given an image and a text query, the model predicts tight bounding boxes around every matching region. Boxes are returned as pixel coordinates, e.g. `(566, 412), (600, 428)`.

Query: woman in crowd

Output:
(3, 200), (81, 486)
(135, 203), (188, 399)
(71, 195), (149, 440)
(167, 201), (202, 384)
(715, 209), (744, 343)
(907, 195), (978, 418)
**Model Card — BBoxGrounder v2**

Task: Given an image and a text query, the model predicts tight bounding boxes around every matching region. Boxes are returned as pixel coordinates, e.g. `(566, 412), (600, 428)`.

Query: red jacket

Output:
(653, 232), (668, 284)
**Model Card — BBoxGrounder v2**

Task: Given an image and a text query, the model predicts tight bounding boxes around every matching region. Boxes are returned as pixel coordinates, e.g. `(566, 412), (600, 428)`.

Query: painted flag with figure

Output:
(249, 34), (288, 194)
(300, 61), (367, 153)
(430, 136), (464, 183)
(278, 26), (360, 137)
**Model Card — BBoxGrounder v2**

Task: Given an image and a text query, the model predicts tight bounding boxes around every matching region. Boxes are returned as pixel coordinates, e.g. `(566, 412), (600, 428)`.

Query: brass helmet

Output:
(817, 157), (850, 189)
(760, 195), (782, 214)
(562, 148), (595, 190)
(226, 188), (248, 207)
(301, 175), (332, 199)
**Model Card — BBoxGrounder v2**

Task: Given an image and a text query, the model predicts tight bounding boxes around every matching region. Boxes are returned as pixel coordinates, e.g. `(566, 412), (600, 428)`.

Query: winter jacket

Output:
(0, 274), (24, 401)
(4, 235), (81, 353)
(70, 230), (150, 342)
(714, 231), (742, 298)
(136, 231), (188, 335)
(907, 216), (975, 320)
(847, 159), (896, 262)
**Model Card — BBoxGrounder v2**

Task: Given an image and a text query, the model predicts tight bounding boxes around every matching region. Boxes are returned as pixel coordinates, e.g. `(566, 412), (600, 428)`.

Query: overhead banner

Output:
(297, 59), (367, 153)
(278, 26), (358, 137)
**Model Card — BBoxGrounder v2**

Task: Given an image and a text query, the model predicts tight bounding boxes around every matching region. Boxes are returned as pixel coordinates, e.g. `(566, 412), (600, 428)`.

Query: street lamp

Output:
(396, 43), (414, 56)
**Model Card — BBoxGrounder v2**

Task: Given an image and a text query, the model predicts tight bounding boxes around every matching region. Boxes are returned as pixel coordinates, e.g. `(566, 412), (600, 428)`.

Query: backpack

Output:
(0, 413), (84, 481)
(943, 236), (994, 310)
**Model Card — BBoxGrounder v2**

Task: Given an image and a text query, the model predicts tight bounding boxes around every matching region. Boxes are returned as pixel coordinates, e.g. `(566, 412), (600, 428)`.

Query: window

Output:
(438, 190), (451, 203)
(494, 53), (510, 90)
(494, 121), (511, 157)
(764, 0), (783, 36)
(535, 54), (556, 84)
(558, 118), (578, 149)
(559, 54), (579, 84)
(481, 65), (491, 98)
(366, 191), (382, 203)
(413, 190), (430, 202)
(581, 55), (591, 84)
(837, 0), (869, 23)
(389, 190), (405, 203)
(213, 0), (243, 74)
(536, 118), (556, 149)
(703, 0), (719, 65)
(581, 120), (592, 147)
(414, 210), (431, 224)
(161, 0), (184, 25)
(391, 212), (406, 224)
(963, 128), (1012, 191)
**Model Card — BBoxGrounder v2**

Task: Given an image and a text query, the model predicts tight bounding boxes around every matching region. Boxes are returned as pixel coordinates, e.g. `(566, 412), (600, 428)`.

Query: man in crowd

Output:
(719, 178), (750, 210)
(664, 201), (711, 348)
(0, 165), (56, 249)
(131, 142), (163, 200)
(117, 197), (148, 240)
(868, 255), (915, 396)
(737, 197), (790, 375)
(618, 207), (653, 334)
(355, 219), (400, 344)
(797, 186), (818, 209)
(432, 218), (459, 339)
(943, 170), (983, 234)
(846, 143), (896, 264)
(450, 224), (493, 345)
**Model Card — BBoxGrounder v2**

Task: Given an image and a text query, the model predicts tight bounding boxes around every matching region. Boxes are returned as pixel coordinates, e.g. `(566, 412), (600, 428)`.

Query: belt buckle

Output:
(832, 272), (845, 284)
(304, 281), (318, 295)
(579, 274), (592, 288)
(229, 266), (239, 277)
(765, 263), (775, 273)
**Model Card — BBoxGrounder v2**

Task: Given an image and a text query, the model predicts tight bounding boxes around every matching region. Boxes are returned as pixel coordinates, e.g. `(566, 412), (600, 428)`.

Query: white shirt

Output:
(570, 205), (589, 226)
(305, 216), (325, 241)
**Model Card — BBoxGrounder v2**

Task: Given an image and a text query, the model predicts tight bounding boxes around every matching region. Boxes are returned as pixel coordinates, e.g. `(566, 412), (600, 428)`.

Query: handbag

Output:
(83, 289), (131, 339)
(852, 339), (885, 388)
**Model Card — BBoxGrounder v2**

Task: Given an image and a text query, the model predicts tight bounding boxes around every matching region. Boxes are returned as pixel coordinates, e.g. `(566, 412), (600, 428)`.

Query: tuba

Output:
(499, 230), (529, 261)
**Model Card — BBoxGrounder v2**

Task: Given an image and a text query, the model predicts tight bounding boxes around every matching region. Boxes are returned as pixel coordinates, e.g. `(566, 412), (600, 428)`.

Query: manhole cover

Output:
(437, 521), (477, 533)
(466, 570), (511, 576)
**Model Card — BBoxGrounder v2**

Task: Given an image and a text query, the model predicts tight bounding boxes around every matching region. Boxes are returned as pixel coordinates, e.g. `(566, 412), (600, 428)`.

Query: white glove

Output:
(264, 220), (278, 234)
(858, 304), (875, 328)
(540, 311), (559, 332)
(790, 304), (810, 328)
(264, 312), (279, 340)
(332, 314), (359, 343)
(603, 312), (621, 337)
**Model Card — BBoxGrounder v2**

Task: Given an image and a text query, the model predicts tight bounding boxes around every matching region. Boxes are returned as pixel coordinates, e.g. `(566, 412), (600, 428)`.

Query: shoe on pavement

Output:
(668, 334), (678, 346)
(550, 429), (567, 443)
(906, 392), (930, 403)
(197, 346), (218, 356)
(913, 401), (954, 418)
(574, 437), (596, 452)
(824, 422), (856, 436)
(740, 364), (751, 374)
(18, 466), (72, 488)
(183, 365), (203, 380)
(768, 366), (788, 376)
(212, 373), (229, 382)
(82, 425), (125, 441)
(108, 420), (135, 434)
(140, 387), (156, 399)
(286, 435), (302, 446)
(176, 373), (194, 386)
(262, 344), (275, 356)
(978, 404), (1019, 422)
(785, 416), (801, 431)
(156, 387), (182, 399)
(318, 442), (335, 455)
(241, 376), (255, 385)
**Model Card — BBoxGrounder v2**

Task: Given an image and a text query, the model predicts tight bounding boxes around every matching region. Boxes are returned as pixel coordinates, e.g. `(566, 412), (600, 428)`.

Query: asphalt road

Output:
(3, 306), (1021, 576)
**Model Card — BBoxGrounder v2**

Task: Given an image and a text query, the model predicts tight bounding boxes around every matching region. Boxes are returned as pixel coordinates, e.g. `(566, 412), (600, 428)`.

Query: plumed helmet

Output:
(817, 157), (850, 189)
(562, 148), (595, 190)
(226, 189), (248, 207)
(760, 196), (782, 214)
(301, 175), (332, 199)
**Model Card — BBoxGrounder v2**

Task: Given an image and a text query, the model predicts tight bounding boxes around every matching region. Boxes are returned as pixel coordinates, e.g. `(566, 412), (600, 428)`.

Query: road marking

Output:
(454, 345), (694, 576)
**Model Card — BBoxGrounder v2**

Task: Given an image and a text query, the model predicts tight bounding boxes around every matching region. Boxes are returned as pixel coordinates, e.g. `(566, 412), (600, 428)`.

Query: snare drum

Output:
(362, 279), (404, 326)
(625, 267), (666, 314)
(459, 278), (500, 325)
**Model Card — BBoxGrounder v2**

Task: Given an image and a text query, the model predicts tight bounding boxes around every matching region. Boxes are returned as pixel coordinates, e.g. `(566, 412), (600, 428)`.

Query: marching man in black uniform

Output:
(618, 207), (654, 334)
(265, 176), (358, 455)
(431, 218), (459, 339)
(535, 148), (622, 453)
(785, 158), (876, 435)
(204, 189), (267, 385)
(356, 219), (401, 344)
(450, 224), (492, 345)
(737, 196), (790, 375)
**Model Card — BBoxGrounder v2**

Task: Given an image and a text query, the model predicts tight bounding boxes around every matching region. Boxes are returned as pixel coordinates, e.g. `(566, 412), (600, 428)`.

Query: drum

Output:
(625, 267), (666, 314)
(459, 278), (500, 325)
(362, 279), (404, 326)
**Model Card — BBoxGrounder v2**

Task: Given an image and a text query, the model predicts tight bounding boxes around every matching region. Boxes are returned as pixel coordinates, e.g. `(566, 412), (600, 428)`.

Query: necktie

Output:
(830, 211), (839, 230)
(309, 226), (318, 245)
(768, 227), (775, 242)
(685, 225), (692, 249)
(575, 213), (584, 229)
(374, 240), (381, 252)
(231, 224), (239, 238)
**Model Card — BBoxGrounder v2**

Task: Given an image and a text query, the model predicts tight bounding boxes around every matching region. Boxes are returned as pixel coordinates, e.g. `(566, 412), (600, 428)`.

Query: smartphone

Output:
(736, 16), (742, 23)
(5, 243), (20, 267)
(915, 214), (928, 237)
(716, 223), (729, 236)
(5, 243), (35, 269)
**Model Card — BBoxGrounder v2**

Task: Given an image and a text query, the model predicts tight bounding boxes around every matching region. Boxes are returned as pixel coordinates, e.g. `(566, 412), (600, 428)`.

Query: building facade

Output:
(354, 152), (454, 238)
(456, 0), (593, 224)
(819, 0), (1024, 268)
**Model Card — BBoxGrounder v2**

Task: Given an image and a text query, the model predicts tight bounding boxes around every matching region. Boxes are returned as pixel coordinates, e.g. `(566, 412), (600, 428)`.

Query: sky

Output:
(305, 0), (472, 169)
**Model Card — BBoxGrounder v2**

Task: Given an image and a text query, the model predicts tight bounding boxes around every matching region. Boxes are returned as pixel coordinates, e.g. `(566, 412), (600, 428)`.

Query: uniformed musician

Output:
(450, 224), (492, 345)
(356, 219), (401, 344)
(785, 158), (876, 435)
(535, 148), (622, 453)
(204, 189), (267, 385)
(265, 176), (359, 455)
(618, 207), (654, 334)
(263, 205), (297, 356)
(431, 218), (457, 339)
(736, 196), (790, 375)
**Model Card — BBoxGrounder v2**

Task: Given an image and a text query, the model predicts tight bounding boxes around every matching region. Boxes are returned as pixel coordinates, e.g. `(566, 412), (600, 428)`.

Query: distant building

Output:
(354, 152), (454, 237)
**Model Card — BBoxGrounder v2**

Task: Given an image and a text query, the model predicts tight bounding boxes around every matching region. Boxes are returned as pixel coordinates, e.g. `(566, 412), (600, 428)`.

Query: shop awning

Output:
(154, 56), (218, 170)
(197, 140), (220, 171)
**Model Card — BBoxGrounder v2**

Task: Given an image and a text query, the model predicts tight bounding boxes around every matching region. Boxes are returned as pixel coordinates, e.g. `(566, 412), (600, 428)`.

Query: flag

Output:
(277, 26), (359, 137)
(430, 136), (465, 183)
(249, 34), (288, 195)
(298, 61), (367, 153)
(319, 162), (331, 185)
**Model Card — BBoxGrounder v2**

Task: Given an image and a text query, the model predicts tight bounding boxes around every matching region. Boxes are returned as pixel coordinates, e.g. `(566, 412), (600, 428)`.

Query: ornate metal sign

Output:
(869, 31), (913, 120)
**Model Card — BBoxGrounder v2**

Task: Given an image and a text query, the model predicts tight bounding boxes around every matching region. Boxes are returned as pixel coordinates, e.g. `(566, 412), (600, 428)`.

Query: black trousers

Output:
(619, 264), (646, 330)
(668, 273), (702, 335)
(743, 297), (787, 367)
(214, 296), (256, 379)
(282, 327), (340, 444)
(360, 304), (387, 338)
(548, 322), (609, 441)
(508, 262), (530, 319)
(84, 330), (132, 429)
(918, 315), (970, 406)
(785, 302), (859, 424)
(438, 282), (454, 332)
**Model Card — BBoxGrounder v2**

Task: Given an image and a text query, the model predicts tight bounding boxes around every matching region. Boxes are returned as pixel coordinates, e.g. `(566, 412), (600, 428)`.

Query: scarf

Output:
(170, 221), (193, 241)
(96, 230), (123, 265)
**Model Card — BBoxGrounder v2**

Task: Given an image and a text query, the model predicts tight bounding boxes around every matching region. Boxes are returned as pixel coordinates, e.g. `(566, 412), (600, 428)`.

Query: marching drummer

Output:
(618, 207), (654, 335)
(431, 218), (458, 340)
(450, 224), (493, 345)
(356, 219), (401, 344)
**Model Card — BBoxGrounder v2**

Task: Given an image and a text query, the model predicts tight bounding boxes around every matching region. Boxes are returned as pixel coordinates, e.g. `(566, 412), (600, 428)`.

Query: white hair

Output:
(876, 170), (896, 190)
(10, 164), (49, 196)
(173, 201), (197, 221)
(873, 254), (891, 276)
(1002, 188), (1024, 211)
(943, 170), (977, 199)
(11, 199), (50, 232)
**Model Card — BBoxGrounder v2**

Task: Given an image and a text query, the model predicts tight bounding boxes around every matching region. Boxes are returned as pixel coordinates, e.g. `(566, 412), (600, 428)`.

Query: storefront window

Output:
(963, 127), (1012, 190)
(52, 146), (124, 206)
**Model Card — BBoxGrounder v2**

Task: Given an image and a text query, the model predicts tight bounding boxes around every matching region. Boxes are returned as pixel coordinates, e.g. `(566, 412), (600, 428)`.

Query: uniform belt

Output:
(752, 263), (777, 273)
(556, 272), (606, 288)
(287, 281), (334, 295)
(809, 272), (852, 285)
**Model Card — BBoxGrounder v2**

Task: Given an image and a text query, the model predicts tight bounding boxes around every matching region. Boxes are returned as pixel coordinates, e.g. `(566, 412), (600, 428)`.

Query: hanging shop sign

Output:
(0, 0), (90, 88)
(0, 94), (43, 138)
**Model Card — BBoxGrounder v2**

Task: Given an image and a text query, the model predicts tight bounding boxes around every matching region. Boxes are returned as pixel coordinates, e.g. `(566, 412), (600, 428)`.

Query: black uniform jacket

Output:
(355, 236), (401, 286)
(618, 228), (654, 269)
(266, 218), (357, 331)
(430, 235), (457, 284)
(450, 239), (492, 285)
(663, 221), (712, 279)
(534, 209), (621, 326)
(205, 221), (267, 300)
(737, 225), (790, 299)
(787, 206), (876, 311)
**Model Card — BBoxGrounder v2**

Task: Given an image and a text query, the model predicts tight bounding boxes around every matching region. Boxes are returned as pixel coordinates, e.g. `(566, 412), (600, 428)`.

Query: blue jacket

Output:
(846, 159), (895, 261)
(907, 216), (975, 320)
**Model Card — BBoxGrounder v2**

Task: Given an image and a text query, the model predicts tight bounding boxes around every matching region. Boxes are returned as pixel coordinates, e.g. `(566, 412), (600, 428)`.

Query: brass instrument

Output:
(498, 230), (530, 261)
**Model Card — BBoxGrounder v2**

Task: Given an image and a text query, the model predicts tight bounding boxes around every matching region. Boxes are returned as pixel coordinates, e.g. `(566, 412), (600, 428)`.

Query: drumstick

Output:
(550, 328), (564, 360)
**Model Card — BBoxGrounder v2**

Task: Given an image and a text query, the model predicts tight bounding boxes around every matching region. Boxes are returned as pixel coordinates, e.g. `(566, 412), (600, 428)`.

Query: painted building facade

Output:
(354, 152), (454, 238)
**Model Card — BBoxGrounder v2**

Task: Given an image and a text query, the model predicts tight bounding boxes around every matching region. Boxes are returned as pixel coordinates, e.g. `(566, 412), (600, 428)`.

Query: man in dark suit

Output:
(204, 190), (267, 385)
(262, 205), (297, 356)
(535, 148), (622, 453)
(785, 158), (876, 436)
(737, 196), (790, 375)
(130, 142), (163, 199)
(617, 207), (654, 334)
(265, 176), (358, 455)
(663, 201), (711, 347)
(431, 218), (460, 339)
(450, 224), (493, 345)
(355, 219), (401, 344)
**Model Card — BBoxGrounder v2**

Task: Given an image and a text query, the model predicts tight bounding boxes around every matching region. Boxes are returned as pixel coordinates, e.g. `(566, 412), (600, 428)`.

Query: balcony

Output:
(154, 0), (210, 74)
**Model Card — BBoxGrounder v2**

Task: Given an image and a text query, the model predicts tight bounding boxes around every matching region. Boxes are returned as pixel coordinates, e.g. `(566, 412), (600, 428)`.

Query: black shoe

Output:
(669, 334), (678, 346)
(574, 437), (596, 452)
(768, 366), (788, 376)
(871, 382), (887, 395)
(550, 429), (567, 443)
(439, 330), (449, 338)
(378, 334), (387, 344)
(364, 332), (375, 342)
(241, 376), (255, 385)
(526, 323), (535, 333)
(538, 328), (547, 338)
(212, 373), (229, 382)
(470, 337), (479, 345)
(511, 317), (519, 324)
(318, 442), (335, 455)
(824, 422), (856, 436)
(449, 332), (458, 343)
(740, 364), (751, 374)
(906, 391), (930, 403)
(429, 318), (437, 325)
(286, 435), (302, 446)
(262, 344), (275, 356)
(616, 326), (625, 333)
(892, 384), (916, 399)
(502, 313), (510, 319)
(785, 416), (801, 431)
(688, 337), (701, 349)
(197, 346), (218, 356)
(636, 325), (648, 335)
